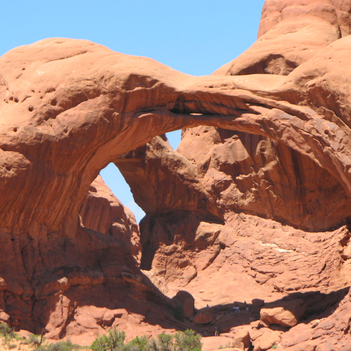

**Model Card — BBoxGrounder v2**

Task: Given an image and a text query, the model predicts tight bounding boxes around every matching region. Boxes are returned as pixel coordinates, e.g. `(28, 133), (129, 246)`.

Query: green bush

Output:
(0, 322), (81, 351)
(90, 328), (202, 351)
(156, 333), (173, 351)
(91, 328), (126, 351)
(125, 335), (150, 351)
(21, 333), (46, 347)
(0, 322), (202, 351)
(173, 330), (202, 351)
(0, 322), (16, 340)
(36, 340), (81, 351)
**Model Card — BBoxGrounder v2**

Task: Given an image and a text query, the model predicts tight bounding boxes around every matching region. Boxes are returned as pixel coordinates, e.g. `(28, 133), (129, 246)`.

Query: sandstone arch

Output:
(2, 37), (351, 238)
(1, 0), (351, 346)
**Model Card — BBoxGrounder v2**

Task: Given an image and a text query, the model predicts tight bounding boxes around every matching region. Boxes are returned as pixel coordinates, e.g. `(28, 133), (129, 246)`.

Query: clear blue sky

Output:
(1, 0), (265, 222)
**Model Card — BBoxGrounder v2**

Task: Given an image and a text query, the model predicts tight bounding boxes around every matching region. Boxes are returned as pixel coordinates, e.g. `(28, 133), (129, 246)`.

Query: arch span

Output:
(2, 38), (351, 238)
(1, 37), (351, 338)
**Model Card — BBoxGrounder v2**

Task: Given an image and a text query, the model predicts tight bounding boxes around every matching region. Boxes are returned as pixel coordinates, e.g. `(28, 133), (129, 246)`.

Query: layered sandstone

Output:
(79, 175), (141, 261)
(214, 0), (351, 76)
(1, 0), (351, 349)
(117, 0), (351, 349)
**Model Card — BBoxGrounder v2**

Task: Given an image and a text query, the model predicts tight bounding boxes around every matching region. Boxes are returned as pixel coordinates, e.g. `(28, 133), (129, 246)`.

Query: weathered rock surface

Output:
(121, 0), (351, 349)
(1, 0), (351, 349)
(260, 299), (307, 327)
(79, 175), (141, 261)
(1, 37), (259, 341)
(214, 0), (351, 76)
(232, 329), (251, 350)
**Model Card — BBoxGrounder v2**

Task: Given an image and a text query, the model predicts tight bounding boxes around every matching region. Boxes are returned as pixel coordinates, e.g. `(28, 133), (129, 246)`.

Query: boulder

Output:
(260, 299), (307, 327)
(0, 311), (9, 323)
(171, 290), (195, 319)
(80, 175), (141, 261)
(252, 328), (282, 351)
(232, 329), (251, 350)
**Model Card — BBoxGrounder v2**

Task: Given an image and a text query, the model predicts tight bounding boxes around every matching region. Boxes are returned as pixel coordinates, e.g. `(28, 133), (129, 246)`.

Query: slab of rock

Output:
(260, 299), (307, 327)
(279, 322), (314, 348)
(251, 328), (282, 351)
(233, 329), (250, 350)
(79, 175), (141, 261)
(0, 311), (9, 323)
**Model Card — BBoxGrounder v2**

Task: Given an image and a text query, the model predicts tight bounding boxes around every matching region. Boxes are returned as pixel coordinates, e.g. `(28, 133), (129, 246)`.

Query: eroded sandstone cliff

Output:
(1, 0), (351, 349)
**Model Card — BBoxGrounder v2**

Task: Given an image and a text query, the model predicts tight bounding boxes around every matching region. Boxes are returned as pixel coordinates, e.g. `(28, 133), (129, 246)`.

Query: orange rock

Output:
(260, 299), (307, 327)
(214, 0), (351, 76)
(79, 175), (141, 261)
(252, 299), (265, 307)
(233, 329), (251, 350)
(251, 328), (282, 351)
(2, 1), (351, 349)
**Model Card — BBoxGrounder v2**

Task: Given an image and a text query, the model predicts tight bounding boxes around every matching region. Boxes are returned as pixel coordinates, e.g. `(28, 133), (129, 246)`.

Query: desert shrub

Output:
(156, 333), (173, 351)
(173, 329), (202, 351)
(0, 322), (16, 340)
(90, 328), (202, 351)
(124, 336), (147, 351)
(0, 322), (23, 350)
(36, 340), (81, 351)
(125, 335), (150, 351)
(91, 328), (126, 351)
(143, 337), (158, 351)
(21, 333), (46, 347)
(0, 322), (82, 351)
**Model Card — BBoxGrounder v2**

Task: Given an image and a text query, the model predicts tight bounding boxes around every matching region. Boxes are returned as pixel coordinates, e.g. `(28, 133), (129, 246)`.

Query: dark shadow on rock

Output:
(20, 225), (201, 337)
(184, 287), (350, 336)
(5, 215), (349, 341)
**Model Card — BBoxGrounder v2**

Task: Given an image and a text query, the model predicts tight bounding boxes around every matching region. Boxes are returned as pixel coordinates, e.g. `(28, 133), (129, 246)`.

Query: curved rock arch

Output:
(1, 23), (351, 342)
(2, 38), (351, 236)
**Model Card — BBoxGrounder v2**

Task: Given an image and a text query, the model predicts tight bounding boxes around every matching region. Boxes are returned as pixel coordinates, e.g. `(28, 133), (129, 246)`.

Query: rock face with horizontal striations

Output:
(1, 0), (351, 349)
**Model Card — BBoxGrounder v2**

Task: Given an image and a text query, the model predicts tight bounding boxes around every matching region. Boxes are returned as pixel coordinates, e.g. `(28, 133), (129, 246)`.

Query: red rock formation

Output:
(79, 175), (141, 261)
(1, 0), (351, 349)
(214, 0), (351, 76)
(115, 0), (351, 349)
(0, 38), (249, 341)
